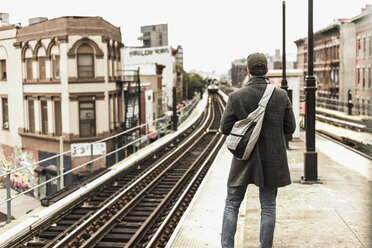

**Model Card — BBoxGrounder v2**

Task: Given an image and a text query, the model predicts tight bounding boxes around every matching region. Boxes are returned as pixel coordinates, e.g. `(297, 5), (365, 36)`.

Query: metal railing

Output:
(316, 97), (372, 117)
(0, 95), (200, 225)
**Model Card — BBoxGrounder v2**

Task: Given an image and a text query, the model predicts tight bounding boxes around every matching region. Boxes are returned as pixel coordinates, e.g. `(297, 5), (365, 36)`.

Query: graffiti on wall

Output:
(0, 145), (39, 197)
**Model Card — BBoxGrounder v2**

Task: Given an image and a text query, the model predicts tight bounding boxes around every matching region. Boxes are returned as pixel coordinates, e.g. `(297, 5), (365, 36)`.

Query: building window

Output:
(368, 68), (371, 88)
(26, 58), (33, 80)
(368, 99), (371, 116)
(79, 101), (95, 137)
(51, 45), (60, 80)
(2, 98), (8, 130)
(37, 47), (46, 80)
(363, 37), (366, 56)
(369, 36), (372, 56)
(357, 68), (360, 85)
(52, 55), (60, 79)
(362, 99), (365, 116)
(0, 60), (6, 80)
(38, 57), (46, 80)
(358, 39), (361, 57)
(362, 68), (365, 88)
(54, 101), (62, 136)
(77, 45), (94, 78)
(28, 100), (35, 133)
(41, 101), (48, 134)
(112, 59), (115, 78)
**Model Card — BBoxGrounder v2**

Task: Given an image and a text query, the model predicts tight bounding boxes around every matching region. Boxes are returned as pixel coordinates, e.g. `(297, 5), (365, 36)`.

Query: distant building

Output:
(351, 5), (372, 116)
(175, 45), (183, 66)
(123, 46), (183, 111)
(138, 24), (168, 48)
(230, 58), (247, 87)
(294, 5), (371, 116)
(123, 63), (165, 120)
(294, 20), (354, 101)
(266, 49), (295, 71)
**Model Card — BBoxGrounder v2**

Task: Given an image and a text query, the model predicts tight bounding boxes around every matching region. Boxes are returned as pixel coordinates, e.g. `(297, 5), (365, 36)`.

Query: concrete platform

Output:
(167, 132), (372, 248)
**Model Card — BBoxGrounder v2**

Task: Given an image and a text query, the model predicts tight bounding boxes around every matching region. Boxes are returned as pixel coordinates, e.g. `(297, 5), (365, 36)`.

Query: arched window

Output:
(107, 43), (112, 77)
(37, 47), (46, 80)
(77, 44), (94, 78)
(25, 49), (33, 80)
(112, 44), (116, 77)
(50, 46), (60, 79)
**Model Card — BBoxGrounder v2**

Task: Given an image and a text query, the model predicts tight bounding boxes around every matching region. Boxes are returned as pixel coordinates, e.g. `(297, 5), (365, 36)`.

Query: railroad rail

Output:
(4, 93), (225, 248)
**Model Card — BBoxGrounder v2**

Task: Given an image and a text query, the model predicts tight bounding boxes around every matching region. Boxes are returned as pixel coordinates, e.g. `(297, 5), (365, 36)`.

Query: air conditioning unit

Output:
(3, 122), (8, 129)
(0, 13), (10, 26)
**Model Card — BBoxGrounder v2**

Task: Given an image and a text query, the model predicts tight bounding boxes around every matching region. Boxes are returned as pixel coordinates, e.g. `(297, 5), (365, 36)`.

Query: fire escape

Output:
(116, 69), (142, 153)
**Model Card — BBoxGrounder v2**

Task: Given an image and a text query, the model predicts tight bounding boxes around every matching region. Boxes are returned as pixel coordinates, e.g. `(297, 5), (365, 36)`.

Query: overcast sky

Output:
(2, 0), (371, 75)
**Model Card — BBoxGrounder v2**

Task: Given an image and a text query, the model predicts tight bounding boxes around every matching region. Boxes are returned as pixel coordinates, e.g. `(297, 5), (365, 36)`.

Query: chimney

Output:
(0, 13), (10, 26)
(29, 17), (48, 25)
(275, 49), (281, 60)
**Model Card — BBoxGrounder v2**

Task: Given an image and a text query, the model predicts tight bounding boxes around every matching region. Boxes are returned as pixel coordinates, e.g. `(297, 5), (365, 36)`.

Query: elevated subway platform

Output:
(167, 131), (372, 248)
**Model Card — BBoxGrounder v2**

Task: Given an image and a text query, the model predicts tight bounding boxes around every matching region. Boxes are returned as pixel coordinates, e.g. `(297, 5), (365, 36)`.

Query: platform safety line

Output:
(51, 97), (212, 248)
(162, 134), (226, 248)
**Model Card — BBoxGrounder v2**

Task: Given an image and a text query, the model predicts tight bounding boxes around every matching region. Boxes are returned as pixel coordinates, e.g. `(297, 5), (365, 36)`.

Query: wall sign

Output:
(71, 143), (106, 157)
(129, 48), (169, 56)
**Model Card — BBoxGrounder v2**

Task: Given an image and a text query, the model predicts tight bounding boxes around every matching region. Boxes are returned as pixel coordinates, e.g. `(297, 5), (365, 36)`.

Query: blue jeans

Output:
(221, 186), (278, 248)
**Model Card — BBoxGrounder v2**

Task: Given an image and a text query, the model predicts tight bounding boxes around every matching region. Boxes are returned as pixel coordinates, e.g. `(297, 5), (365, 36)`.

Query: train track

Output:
(5, 94), (225, 248)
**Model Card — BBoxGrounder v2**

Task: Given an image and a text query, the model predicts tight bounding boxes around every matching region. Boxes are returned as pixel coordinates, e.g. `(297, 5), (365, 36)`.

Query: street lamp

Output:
(302, 0), (319, 183)
(282, 1), (292, 148)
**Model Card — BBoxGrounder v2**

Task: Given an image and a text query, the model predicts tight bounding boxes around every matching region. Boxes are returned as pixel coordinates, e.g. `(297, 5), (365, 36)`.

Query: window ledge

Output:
(0, 79), (7, 82)
(18, 130), (61, 141)
(68, 76), (105, 83)
(23, 79), (61, 84)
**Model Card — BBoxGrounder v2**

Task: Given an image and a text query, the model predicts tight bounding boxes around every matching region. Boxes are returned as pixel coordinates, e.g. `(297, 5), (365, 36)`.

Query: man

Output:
(220, 53), (296, 248)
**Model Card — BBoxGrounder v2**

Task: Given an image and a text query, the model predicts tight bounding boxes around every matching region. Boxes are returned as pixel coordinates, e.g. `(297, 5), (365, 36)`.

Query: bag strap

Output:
(258, 84), (275, 108)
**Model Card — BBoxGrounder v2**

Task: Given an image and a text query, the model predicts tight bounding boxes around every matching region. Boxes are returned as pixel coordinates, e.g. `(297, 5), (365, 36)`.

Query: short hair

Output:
(249, 64), (267, 76)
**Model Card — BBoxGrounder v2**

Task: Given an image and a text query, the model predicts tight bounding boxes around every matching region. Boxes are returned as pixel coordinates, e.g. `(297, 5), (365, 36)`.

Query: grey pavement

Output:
(169, 131), (372, 248)
(0, 186), (41, 226)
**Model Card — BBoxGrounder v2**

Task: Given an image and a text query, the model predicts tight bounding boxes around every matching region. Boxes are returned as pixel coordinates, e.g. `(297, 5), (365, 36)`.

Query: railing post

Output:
(90, 143), (94, 173)
(56, 156), (61, 191)
(6, 172), (11, 224)
(347, 89), (353, 115)
(38, 168), (46, 200)
(59, 136), (64, 189)
(172, 87), (178, 131)
(115, 136), (118, 164)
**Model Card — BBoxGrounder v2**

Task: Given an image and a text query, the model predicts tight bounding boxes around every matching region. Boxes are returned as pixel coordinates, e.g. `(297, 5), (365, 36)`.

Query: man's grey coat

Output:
(220, 76), (296, 188)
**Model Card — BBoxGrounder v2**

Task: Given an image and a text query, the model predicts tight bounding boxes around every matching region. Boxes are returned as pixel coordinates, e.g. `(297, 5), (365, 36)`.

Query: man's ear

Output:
(266, 67), (268, 73)
(247, 68), (251, 75)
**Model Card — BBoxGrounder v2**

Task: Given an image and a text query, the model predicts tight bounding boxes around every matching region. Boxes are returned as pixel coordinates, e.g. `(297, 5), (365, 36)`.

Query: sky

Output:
(2, 0), (371, 75)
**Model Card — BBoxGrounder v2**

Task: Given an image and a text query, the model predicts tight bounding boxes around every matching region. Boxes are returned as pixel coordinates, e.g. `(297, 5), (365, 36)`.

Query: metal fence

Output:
(0, 95), (200, 225)
(316, 97), (372, 117)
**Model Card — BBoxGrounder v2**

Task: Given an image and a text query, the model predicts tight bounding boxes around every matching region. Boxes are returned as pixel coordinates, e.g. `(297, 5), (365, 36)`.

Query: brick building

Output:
(351, 6), (372, 115)
(294, 5), (371, 116)
(230, 58), (247, 87)
(138, 24), (168, 48)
